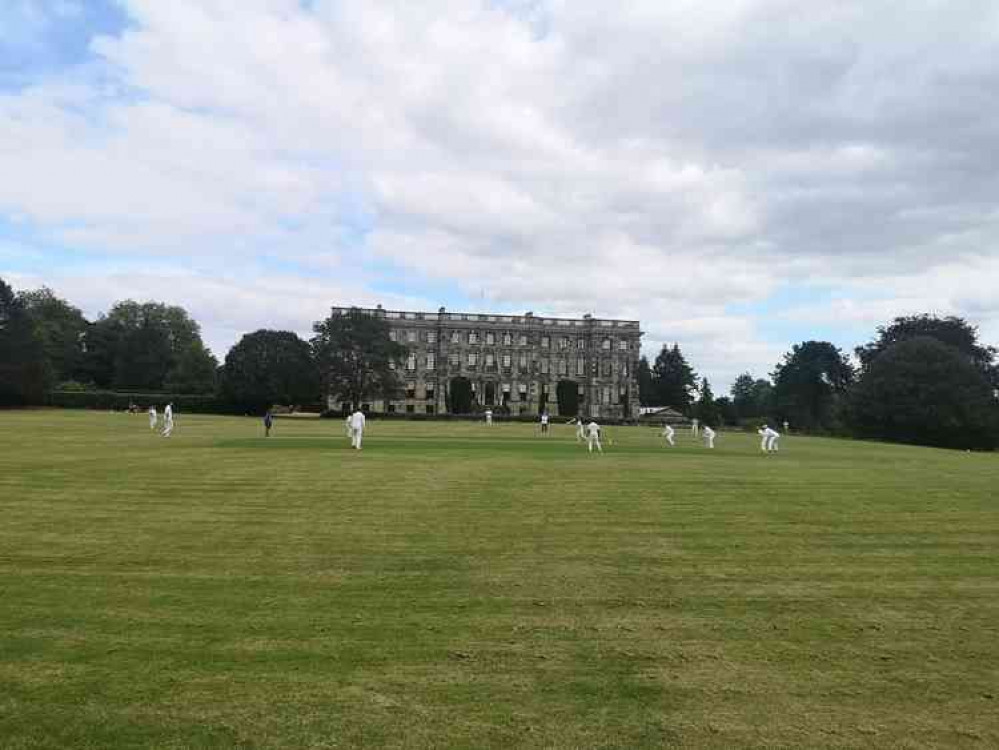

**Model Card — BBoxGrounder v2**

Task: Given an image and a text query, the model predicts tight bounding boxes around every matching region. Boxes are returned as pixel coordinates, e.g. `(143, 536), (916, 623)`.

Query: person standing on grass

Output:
(783, 420), (789, 434)
(264, 410), (273, 438)
(662, 423), (675, 447)
(485, 408), (493, 426)
(148, 405), (158, 431)
(161, 403), (174, 438)
(691, 418), (699, 438)
(575, 416), (585, 442)
(349, 407), (366, 450)
(585, 419), (603, 453)
(702, 424), (716, 449)
(540, 410), (550, 436)
(344, 413), (352, 440)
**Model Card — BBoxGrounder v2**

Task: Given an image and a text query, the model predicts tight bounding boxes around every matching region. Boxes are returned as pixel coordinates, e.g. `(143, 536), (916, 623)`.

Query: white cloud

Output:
(2, 0), (999, 391)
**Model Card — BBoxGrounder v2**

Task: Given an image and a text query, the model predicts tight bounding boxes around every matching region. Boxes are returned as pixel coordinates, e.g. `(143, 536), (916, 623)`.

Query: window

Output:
(577, 338), (586, 349)
(519, 384), (528, 394)
(540, 359), (550, 374)
(389, 330), (397, 342)
(559, 337), (570, 350)
(468, 353), (478, 367)
(519, 354), (528, 369)
(406, 382), (416, 398)
(557, 360), (567, 376)
(576, 358), (585, 376)
(486, 332), (495, 345)
(426, 387), (435, 400)
(427, 331), (437, 344)
(387, 403), (396, 413)
(389, 360), (396, 370)
(485, 353), (495, 368)
(469, 331), (478, 344)
(407, 330), (417, 343)
(602, 338), (611, 350)
(449, 353), (460, 367)
(502, 354), (511, 369)
(451, 331), (461, 344)
(618, 339), (628, 351)
(519, 334), (527, 346)
(406, 354), (416, 371)
(426, 352), (435, 371)
(503, 332), (512, 345)
(406, 404), (415, 413)
(541, 336), (550, 348)
(602, 359), (612, 377)
(425, 405), (435, 414)
(622, 362), (629, 377)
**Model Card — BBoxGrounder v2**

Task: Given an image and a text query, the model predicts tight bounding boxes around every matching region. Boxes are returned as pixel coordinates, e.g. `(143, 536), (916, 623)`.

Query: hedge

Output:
(46, 390), (231, 414)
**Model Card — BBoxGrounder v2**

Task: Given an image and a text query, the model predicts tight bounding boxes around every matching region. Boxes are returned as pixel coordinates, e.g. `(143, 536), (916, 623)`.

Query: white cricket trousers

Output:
(162, 420), (173, 437)
(587, 435), (602, 453)
(351, 428), (363, 449)
(768, 436), (779, 452)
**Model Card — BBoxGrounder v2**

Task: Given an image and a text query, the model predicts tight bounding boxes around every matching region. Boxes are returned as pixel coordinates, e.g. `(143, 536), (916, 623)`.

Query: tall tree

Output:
(856, 314), (997, 385)
(694, 377), (720, 426)
(220, 330), (318, 413)
(731, 372), (774, 419)
(83, 301), (215, 392)
(0, 278), (51, 405)
(772, 341), (854, 431)
(637, 355), (655, 406)
(849, 337), (999, 450)
(311, 307), (407, 411)
(17, 287), (89, 384)
(652, 343), (698, 413)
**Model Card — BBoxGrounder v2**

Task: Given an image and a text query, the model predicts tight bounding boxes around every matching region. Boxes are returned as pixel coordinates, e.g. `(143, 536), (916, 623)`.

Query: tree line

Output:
(0, 278), (401, 415)
(3, 275), (997, 449)
(639, 315), (999, 450)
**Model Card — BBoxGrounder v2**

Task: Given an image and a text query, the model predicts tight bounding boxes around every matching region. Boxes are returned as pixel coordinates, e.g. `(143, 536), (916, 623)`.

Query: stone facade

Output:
(327, 305), (643, 420)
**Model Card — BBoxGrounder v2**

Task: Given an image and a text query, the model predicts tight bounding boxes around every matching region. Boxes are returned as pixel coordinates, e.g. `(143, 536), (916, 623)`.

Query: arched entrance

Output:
(448, 377), (473, 414)
(557, 379), (580, 417)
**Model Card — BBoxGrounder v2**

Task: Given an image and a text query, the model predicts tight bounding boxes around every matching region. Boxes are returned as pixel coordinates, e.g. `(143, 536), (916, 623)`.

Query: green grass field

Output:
(1, 410), (997, 749)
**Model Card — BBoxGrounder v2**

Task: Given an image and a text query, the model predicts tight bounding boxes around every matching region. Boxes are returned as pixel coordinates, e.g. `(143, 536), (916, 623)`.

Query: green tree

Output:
(715, 396), (739, 426)
(772, 341), (854, 431)
(652, 343), (698, 413)
(637, 355), (655, 406)
(731, 372), (774, 419)
(849, 337), (999, 450)
(17, 287), (89, 384)
(694, 377), (720, 426)
(856, 314), (997, 385)
(220, 330), (318, 413)
(311, 308), (407, 411)
(82, 300), (215, 392)
(0, 278), (51, 405)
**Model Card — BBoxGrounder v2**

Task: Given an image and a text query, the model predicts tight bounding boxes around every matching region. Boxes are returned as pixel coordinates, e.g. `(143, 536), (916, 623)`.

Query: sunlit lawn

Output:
(1, 409), (997, 749)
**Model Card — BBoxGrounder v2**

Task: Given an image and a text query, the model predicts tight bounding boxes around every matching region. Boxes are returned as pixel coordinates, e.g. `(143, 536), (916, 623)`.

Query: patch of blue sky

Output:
(0, 0), (130, 92)
(0, 216), (125, 274)
(726, 283), (872, 355)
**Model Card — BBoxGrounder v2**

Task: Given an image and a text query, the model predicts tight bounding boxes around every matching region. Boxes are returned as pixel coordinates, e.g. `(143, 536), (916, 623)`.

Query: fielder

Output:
(540, 411), (550, 436)
(691, 418), (699, 438)
(349, 408), (366, 450)
(264, 410), (273, 438)
(702, 424), (715, 449)
(485, 409), (493, 426)
(763, 425), (780, 452)
(344, 414), (352, 439)
(161, 403), (174, 438)
(661, 423), (675, 446)
(148, 405), (158, 430)
(585, 419), (603, 453)
(575, 417), (585, 442)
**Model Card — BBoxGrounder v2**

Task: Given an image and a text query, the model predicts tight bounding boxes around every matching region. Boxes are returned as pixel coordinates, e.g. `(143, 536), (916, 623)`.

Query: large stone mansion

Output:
(327, 305), (643, 420)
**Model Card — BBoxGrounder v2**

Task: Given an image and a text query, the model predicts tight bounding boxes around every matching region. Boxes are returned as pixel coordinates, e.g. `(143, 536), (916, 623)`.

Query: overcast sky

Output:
(3, 0), (998, 391)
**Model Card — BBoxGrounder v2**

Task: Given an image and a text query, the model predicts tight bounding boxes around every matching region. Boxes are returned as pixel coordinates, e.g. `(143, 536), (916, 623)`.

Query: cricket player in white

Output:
(661, 423), (675, 446)
(763, 426), (780, 452)
(585, 420), (603, 453)
(148, 405), (158, 430)
(485, 409), (493, 425)
(349, 409), (366, 450)
(691, 418), (699, 438)
(161, 403), (174, 437)
(575, 417), (585, 442)
(540, 411), (550, 436)
(702, 424), (715, 448)
(344, 415), (352, 440)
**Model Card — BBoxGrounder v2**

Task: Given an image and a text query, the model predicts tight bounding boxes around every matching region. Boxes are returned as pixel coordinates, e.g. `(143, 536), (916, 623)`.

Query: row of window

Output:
(393, 382), (626, 406)
(389, 329), (632, 351)
(396, 353), (631, 377)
